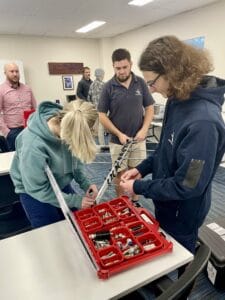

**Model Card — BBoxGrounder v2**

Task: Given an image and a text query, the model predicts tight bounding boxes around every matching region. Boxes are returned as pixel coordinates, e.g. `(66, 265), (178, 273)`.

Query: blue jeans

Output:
(6, 127), (24, 151)
(163, 227), (198, 254)
(20, 184), (76, 229)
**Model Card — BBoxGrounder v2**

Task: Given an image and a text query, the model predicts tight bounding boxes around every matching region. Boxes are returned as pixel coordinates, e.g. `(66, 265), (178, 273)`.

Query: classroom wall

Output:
(101, 0), (225, 104)
(109, 0), (225, 76)
(0, 35), (100, 103)
(0, 0), (224, 106)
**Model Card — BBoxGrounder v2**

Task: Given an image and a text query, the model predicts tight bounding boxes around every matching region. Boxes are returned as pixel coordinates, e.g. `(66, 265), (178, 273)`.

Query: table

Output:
(0, 151), (15, 175)
(0, 220), (193, 300)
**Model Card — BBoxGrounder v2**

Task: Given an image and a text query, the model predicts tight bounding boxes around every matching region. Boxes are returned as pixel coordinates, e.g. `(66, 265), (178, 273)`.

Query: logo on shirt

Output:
(135, 89), (142, 96)
(168, 132), (174, 146)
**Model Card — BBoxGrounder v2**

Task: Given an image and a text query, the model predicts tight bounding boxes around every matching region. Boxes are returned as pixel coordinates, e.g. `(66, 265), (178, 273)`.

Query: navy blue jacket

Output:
(76, 78), (93, 100)
(134, 76), (225, 237)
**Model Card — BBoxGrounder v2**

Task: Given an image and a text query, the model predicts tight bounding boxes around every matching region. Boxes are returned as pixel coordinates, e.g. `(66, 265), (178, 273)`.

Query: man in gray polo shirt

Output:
(98, 48), (154, 199)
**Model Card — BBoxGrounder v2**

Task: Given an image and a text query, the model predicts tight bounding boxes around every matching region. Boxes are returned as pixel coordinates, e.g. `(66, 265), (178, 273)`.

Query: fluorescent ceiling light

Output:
(128, 0), (154, 6)
(76, 21), (106, 33)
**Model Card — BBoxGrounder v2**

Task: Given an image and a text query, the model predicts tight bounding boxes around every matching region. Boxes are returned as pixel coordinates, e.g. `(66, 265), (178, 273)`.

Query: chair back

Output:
(0, 175), (32, 239)
(23, 109), (35, 127)
(156, 243), (211, 300)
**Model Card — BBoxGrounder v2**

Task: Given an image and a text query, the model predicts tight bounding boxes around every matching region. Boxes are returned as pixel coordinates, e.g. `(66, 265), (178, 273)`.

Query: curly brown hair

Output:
(139, 36), (214, 100)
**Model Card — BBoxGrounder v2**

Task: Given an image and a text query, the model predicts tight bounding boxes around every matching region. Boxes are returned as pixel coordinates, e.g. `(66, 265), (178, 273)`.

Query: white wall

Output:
(0, 0), (224, 105)
(109, 0), (225, 76)
(0, 35), (100, 103)
(102, 0), (225, 104)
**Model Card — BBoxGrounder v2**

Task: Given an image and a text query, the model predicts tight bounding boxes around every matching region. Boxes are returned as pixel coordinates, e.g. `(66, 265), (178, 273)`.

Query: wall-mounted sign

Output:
(48, 62), (84, 75)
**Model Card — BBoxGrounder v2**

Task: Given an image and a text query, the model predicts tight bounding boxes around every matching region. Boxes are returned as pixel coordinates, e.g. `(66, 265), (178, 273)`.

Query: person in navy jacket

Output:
(120, 35), (225, 253)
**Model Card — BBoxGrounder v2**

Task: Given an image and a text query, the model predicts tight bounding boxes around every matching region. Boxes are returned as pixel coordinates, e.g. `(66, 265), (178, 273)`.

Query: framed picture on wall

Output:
(62, 75), (74, 90)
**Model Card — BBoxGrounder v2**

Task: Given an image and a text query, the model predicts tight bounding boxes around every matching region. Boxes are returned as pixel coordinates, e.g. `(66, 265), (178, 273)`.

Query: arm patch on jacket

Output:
(182, 159), (205, 189)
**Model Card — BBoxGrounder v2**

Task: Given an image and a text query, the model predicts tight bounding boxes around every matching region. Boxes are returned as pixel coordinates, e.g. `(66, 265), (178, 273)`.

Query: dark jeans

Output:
(20, 184), (76, 229)
(6, 127), (24, 151)
(172, 230), (198, 254)
(0, 136), (9, 152)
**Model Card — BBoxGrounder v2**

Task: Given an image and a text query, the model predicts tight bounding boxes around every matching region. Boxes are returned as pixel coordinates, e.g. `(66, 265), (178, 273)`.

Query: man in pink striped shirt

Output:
(0, 63), (37, 151)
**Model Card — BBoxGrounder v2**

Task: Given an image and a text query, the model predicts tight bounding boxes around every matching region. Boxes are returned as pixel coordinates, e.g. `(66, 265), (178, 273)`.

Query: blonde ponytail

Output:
(60, 100), (98, 163)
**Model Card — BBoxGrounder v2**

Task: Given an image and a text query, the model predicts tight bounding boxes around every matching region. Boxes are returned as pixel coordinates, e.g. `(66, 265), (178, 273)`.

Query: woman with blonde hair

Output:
(120, 35), (225, 253)
(10, 99), (98, 228)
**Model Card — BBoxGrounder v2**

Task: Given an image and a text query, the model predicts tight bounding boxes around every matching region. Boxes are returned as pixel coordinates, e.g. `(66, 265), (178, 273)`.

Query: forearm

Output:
(0, 117), (9, 137)
(141, 105), (154, 132)
(73, 164), (91, 192)
(64, 193), (83, 209)
(136, 155), (154, 177)
(99, 113), (121, 138)
(0, 98), (10, 136)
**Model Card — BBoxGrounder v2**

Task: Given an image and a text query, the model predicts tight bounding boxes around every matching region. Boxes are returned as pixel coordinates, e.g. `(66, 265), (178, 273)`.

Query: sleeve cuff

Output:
(133, 179), (143, 195)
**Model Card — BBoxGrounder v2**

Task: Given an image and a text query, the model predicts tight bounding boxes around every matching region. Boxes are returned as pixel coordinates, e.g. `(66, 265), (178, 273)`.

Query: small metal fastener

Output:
(123, 245), (140, 257)
(104, 259), (120, 266)
(143, 244), (156, 251)
(101, 251), (116, 259)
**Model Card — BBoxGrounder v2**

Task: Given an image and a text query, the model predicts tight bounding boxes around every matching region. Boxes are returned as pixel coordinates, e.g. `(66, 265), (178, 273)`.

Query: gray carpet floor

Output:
(82, 150), (225, 300)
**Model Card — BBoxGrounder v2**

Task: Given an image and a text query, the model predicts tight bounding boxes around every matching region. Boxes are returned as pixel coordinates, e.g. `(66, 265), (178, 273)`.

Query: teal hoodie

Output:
(10, 101), (91, 208)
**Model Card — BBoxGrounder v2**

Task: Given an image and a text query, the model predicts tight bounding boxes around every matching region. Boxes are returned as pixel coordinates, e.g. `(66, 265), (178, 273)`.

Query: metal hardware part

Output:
(95, 139), (134, 204)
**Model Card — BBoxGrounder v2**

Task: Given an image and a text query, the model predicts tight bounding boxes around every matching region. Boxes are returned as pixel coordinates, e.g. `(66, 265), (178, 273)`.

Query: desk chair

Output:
(0, 202), (31, 239)
(154, 243), (211, 300)
(0, 175), (19, 209)
(23, 109), (35, 127)
(119, 243), (211, 300)
(0, 175), (32, 239)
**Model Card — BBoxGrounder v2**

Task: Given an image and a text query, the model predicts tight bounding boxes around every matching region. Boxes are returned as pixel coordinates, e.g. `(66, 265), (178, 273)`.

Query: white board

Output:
(0, 60), (25, 84)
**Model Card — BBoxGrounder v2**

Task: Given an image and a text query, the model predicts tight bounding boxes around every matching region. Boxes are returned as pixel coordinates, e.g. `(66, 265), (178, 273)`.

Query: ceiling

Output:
(0, 0), (219, 39)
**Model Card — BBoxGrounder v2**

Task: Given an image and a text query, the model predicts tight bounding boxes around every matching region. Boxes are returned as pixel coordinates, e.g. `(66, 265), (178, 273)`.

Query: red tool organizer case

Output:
(73, 196), (173, 279)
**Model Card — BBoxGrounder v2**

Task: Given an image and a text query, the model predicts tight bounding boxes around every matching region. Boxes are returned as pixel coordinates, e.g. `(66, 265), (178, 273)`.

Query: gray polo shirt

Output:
(98, 73), (154, 144)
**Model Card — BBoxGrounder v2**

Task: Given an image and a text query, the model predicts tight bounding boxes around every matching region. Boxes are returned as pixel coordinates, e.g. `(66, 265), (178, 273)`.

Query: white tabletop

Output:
(0, 151), (15, 175)
(0, 220), (193, 300)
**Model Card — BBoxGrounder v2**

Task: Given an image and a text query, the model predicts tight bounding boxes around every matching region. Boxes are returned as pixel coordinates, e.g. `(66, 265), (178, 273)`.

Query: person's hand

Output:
(81, 196), (96, 209)
(86, 184), (98, 200)
(120, 179), (135, 196)
(118, 133), (132, 145)
(134, 128), (148, 142)
(121, 168), (141, 181)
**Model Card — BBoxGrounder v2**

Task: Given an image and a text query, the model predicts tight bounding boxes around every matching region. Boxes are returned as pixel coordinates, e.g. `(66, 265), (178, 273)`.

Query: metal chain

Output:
(95, 139), (135, 204)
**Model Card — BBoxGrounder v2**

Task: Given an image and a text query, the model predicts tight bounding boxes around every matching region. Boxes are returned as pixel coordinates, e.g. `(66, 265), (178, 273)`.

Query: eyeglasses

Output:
(146, 74), (161, 87)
